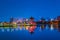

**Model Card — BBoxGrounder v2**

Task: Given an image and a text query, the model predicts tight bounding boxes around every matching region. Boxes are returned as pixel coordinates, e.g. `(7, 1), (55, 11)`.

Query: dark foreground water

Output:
(0, 27), (60, 40)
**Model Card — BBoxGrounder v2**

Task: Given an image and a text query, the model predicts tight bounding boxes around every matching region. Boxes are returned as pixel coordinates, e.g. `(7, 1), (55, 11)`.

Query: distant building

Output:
(0, 22), (4, 27)
(3, 22), (9, 27)
(57, 16), (60, 21)
(10, 17), (14, 23)
(40, 17), (46, 30)
(57, 16), (60, 31)
(29, 17), (34, 22)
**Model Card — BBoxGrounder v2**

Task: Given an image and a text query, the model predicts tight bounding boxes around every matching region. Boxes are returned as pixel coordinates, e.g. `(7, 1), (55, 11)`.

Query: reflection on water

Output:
(0, 25), (59, 32)
(0, 16), (60, 40)
(0, 26), (60, 40)
(0, 16), (60, 33)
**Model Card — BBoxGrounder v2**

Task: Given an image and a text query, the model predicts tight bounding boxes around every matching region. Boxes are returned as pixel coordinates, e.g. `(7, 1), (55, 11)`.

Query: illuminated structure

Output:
(0, 16), (60, 33)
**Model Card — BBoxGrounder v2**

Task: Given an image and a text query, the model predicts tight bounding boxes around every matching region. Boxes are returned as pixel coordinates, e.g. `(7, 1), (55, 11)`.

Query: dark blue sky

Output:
(0, 0), (60, 21)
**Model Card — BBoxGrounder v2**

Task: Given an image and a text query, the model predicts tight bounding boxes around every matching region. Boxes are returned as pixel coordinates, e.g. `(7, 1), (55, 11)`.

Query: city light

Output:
(0, 16), (60, 33)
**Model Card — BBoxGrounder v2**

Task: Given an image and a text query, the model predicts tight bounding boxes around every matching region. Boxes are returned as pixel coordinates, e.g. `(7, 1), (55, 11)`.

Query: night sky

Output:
(0, 0), (60, 40)
(0, 0), (60, 21)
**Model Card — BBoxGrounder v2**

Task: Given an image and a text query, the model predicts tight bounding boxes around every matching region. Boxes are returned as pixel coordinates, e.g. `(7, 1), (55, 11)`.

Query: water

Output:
(0, 26), (60, 40)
